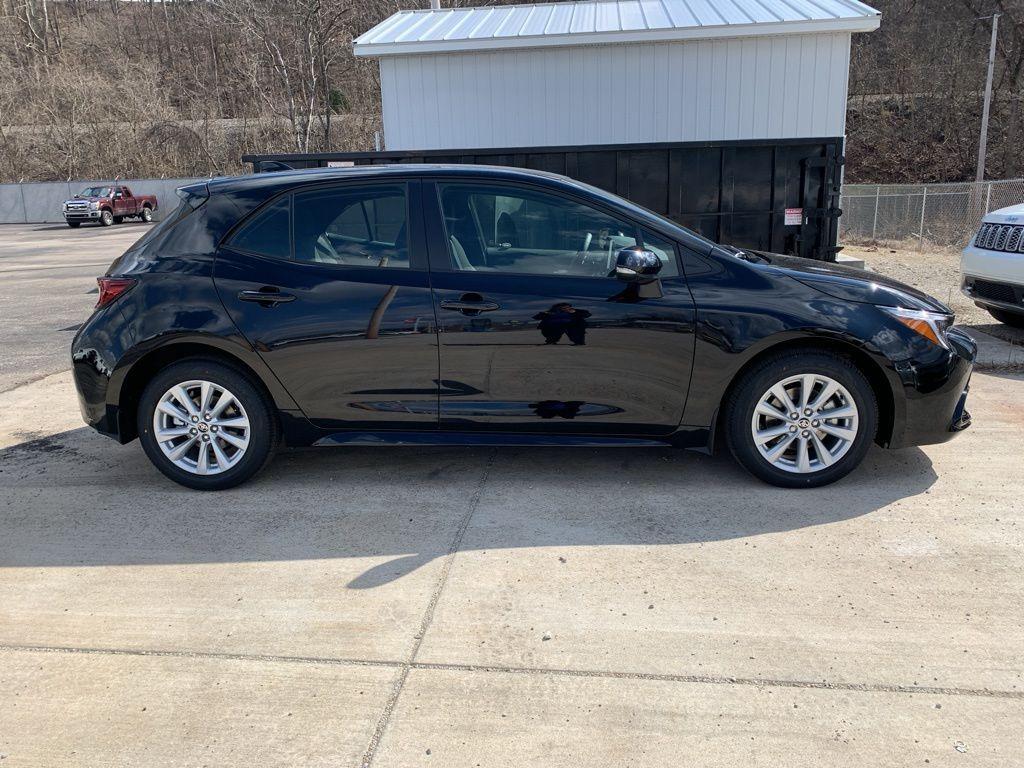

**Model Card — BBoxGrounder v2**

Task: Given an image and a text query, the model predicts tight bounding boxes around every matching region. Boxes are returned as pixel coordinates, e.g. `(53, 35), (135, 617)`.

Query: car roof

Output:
(204, 163), (579, 193)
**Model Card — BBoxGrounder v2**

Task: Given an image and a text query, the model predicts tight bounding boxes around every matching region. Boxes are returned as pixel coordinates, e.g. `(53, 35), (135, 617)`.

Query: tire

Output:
(137, 359), (279, 490)
(141, 206), (153, 222)
(99, 209), (114, 226)
(67, 221), (80, 228)
(988, 307), (1024, 328)
(724, 350), (878, 488)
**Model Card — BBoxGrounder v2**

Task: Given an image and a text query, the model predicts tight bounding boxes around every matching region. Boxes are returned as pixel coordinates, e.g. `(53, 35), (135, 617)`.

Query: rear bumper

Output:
(887, 327), (976, 449)
(72, 348), (127, 442)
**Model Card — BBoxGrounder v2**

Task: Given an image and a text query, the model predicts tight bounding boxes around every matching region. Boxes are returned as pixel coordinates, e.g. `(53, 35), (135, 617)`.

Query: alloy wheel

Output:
(152, 380), (251, 475)
(750, 373), (859, 474)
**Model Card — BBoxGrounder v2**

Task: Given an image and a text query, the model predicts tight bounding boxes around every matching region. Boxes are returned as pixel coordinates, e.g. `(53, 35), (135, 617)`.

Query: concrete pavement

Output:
(1, 369), (1022, 766)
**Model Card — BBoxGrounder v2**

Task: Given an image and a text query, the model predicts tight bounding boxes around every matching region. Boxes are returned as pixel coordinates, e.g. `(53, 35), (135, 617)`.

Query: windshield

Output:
(78, 187), (111, 198)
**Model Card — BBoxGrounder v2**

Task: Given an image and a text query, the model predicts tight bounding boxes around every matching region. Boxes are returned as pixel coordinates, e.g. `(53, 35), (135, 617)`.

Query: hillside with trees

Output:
(1, 0), (1020, 183)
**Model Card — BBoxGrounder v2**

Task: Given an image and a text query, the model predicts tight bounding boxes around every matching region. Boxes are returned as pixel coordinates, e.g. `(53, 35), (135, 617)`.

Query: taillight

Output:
(96, 277), (137, 308)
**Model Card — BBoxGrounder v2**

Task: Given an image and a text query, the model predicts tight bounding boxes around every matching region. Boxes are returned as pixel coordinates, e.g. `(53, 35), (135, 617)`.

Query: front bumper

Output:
(887, 327), (976, 449)
(64, 209), (102, 221)
(961, 243), (1024, 312)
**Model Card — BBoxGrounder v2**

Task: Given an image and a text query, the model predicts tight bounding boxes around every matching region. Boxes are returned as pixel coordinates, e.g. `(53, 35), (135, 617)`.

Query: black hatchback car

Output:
(72, 165), (975, 490)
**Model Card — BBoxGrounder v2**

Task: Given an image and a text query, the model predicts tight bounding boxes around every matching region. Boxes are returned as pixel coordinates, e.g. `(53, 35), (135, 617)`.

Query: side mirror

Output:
(614, 246), (662, 282)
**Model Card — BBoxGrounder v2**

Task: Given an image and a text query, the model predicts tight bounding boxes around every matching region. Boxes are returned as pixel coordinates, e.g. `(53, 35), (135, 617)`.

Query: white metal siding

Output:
(380, 33), (852, 151)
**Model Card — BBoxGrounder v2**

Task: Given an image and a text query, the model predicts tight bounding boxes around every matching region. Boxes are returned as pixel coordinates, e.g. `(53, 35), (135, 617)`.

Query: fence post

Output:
(984, 181), (992, 214)
(871, 185), (880, 241)
(918, 186), (927, 251)
(18, 182), (28, 224)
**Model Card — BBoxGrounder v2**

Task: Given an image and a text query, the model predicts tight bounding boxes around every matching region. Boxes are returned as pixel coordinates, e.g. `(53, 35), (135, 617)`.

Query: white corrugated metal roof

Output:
(354, 0), (880, 57)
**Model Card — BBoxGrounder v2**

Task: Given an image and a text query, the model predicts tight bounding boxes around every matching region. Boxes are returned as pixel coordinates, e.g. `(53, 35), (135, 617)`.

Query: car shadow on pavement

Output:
(0, 427), (938, 587)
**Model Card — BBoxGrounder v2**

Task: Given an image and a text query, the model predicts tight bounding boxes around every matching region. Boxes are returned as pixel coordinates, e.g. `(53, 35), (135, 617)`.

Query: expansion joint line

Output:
(359, 450), (495, 768)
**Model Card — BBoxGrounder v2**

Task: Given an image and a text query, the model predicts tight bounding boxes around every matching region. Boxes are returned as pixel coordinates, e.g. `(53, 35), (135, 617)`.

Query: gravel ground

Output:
(842, 242), (1024, 344)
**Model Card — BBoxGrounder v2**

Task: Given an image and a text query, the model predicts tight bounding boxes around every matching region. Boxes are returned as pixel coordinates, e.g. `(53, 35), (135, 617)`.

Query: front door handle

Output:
(440, 299), (501, 314)
(238, 288), (296, 306)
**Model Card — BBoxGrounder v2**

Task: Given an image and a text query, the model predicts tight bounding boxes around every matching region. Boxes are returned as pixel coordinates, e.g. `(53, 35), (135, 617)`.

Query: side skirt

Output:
(313, 431), (673, 448)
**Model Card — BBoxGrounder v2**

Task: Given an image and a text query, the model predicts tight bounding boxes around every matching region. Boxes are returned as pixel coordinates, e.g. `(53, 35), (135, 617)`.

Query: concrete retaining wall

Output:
(0, 178), (208, 224)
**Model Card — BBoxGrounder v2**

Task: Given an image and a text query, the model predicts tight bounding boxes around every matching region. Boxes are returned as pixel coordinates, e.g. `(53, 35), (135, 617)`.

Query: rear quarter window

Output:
(227, 196), (291, 260)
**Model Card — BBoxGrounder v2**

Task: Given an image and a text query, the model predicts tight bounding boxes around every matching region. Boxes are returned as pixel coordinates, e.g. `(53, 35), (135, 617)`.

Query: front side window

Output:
(293, 185), (408, 268)
(639, 229), (681, 278)
(438, 183), (639, 278)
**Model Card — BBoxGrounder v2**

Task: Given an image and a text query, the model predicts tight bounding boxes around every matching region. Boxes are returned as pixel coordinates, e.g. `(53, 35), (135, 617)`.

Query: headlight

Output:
(62, 203), (68, 211)
(90, 201), (100, 209)
(881, 307), (953, 349)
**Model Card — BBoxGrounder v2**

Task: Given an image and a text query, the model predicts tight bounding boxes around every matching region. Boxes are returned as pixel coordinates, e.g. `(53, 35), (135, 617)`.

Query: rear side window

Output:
(293, 185), (408, 268)
(229, 196), (291, 259)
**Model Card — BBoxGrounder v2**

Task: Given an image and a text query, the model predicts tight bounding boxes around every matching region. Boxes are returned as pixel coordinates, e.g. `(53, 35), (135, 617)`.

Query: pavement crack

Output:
(359, 450), (495, 768)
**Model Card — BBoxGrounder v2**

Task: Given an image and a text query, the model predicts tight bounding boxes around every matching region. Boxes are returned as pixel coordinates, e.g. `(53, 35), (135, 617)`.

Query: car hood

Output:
(982, 203), (1024, 225)
(66, 196), (103, 203)
(751, 250), (953, 315)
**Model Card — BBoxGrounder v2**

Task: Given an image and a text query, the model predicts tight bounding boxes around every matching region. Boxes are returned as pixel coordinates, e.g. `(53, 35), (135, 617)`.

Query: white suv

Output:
(962, 203), (1024, 327)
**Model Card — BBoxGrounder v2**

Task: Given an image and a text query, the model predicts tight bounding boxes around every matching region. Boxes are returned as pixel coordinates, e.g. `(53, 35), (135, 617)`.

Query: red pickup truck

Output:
(62, 185), (158, 227)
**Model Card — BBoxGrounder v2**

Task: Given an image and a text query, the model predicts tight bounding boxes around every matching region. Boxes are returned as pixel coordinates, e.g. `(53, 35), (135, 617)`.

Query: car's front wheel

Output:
(137, 359), (278, 490)
(988, 307), (1024, 328)
(99, 209), (114, 226)
(724, 350), (878, 488)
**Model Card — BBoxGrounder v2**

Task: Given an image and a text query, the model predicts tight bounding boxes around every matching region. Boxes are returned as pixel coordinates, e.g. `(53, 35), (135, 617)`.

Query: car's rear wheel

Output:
(988, 307), (1024, 328)
(99, 209), (114, 226)
(141, 206), (153, 222)
(137, 360), (278, 490)
(725, 351), (878, 488)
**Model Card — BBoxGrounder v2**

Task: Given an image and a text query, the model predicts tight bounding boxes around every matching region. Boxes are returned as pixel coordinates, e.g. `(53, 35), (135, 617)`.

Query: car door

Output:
(113, 187), (128, 217)
(121, 186), (137, 215)
(214, 179), (440, 431)
(423, 178), (696, 436)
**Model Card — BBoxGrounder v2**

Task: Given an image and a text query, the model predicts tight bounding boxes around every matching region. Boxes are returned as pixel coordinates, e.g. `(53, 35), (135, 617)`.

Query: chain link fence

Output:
(839, 178), (1024, 250)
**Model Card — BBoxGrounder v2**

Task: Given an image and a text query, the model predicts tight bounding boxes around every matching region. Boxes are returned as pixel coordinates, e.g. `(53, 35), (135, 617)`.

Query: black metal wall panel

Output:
(242, 137), (844, 260)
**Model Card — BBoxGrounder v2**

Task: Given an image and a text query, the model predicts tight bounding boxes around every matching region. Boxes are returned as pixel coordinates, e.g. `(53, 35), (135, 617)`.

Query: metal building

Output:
(247, 0), (880, 260)
(354, 0), (879, 151)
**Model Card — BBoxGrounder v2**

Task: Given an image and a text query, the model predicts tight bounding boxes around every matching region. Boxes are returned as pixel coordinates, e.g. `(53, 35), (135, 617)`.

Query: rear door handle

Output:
(440, 299), (501, 313)
(237, 289), (296, 306)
